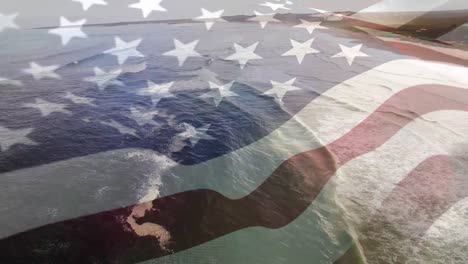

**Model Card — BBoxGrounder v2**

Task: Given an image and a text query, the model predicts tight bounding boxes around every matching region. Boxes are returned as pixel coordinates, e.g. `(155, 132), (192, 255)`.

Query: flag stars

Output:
(200, 81), (238, 106)
(128, 107), (159, 127)
(0, 13), (19, 32)
(84, 67), (124, 90)
(22, 62), (60, 80)
(100, 120), (139, 138)
(72, 0), (107, 11)
(0, 126), (37, 152)
(260, 2), (291, 11)
(248, 11), (280, 29)
(49, 17), (87, 45)
(0, 77), (22, 86)
(137, 81), (175, 105)
(282, 38), (319, 64)
(177, 123), (215, 146)
(294, 19), (327, 34)
(332, 44), (369, 66)
(225, 42), (263, 69)
(264, 78), (301, 103)
(163, 39), (201, 66)
(195, 8), (226, 30)
(63, 92), (96, 106)
(103, 37), (144, 65)
(23, 98), (72, 117)
(129, 0), (167, 18)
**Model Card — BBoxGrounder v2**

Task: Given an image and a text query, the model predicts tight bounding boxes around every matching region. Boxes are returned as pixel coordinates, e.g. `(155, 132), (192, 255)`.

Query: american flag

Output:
(0, 0), (467, 263)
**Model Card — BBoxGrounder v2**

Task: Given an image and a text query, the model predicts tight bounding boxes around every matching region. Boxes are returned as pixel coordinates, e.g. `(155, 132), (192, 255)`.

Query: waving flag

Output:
(1, 0), (467, 263)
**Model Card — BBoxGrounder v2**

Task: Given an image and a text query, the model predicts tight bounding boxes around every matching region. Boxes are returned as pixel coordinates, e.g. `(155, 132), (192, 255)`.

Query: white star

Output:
(199, 68), (223, 84)
(137, 80), (175, 105)
(282, 38), (319, 64)
(0, 126), (36, 151)
(0, 77), (22, 86)
(23, 98), (71, 117)
(0, 13), (18, 32)
(293, 19), (327, 34)
(177, 123), (215, 146)
(200, 81), (238, 106)
(103, 37), (144, 65)
(332, 44), (369, 66)
(100, 120), (139, 138)
(163, 39), (201, 66)
(49, 17), (87, 45)
(248, 11), (280, 28)
(264, 78), (301, 103)
(260, 2), (290, 11)
(63, 92), (96, 106)
(72, 0), (108, 11)
(129, 0), (166, 18)
(84, 67), (124, 90)
(128, 107), (159, 127)
(122, 61), (147, 73)
(194, 8), (225, 30)
(225, 42), (263, 69)
(22, 62), (60, 80)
